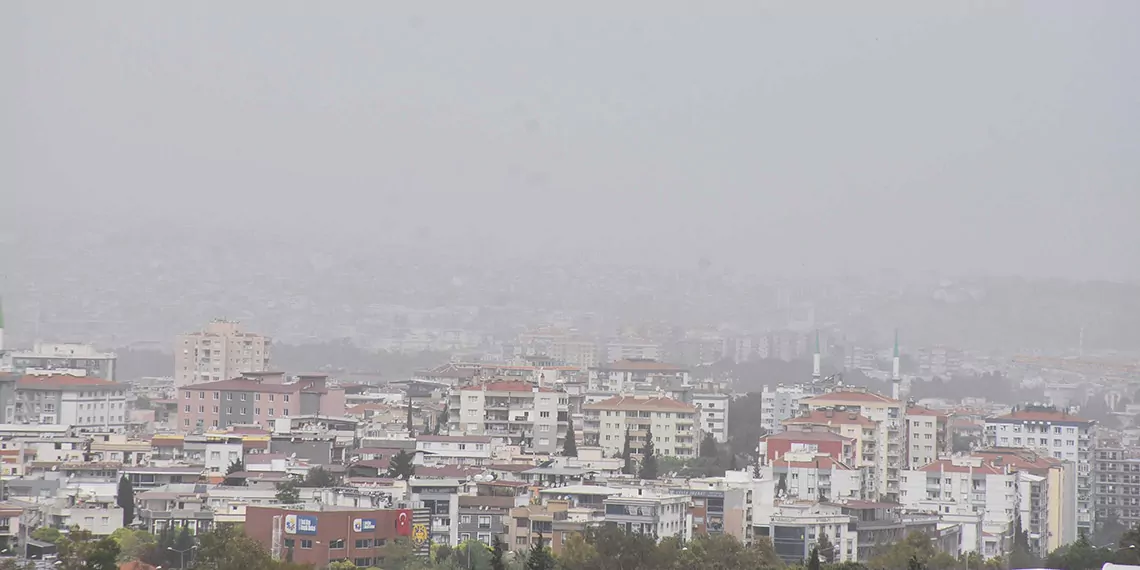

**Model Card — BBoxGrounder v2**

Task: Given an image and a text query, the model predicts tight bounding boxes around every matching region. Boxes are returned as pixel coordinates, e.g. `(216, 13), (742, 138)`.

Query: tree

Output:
(753, 537), (785, 569)
(563, 418), (578, 457)
(109, 528), (156, 563)
(387, 449), (416, 481)
(31, 527), (62, 544)
(276, 480), (301, 504)
(301, 466), (339, 488)
(817, 533), (835, 564)
(639, 427), (658, 480)
(223, 459), (246, 486)
(556, 533), (595, 570)
(525, 532), (554, 570)
(491, 535), (509, 570)
(57, 530), (120, 570)
(807, 547), (822, 570)
(328, 561), (357, 570)
(117, 475), (136, 527)
(194, 523), (274, 570)
(699, 432), (719, 459)
(621, 428), (635, 476)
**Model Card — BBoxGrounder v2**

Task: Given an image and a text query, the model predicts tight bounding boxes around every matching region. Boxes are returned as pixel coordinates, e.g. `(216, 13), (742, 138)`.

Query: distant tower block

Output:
(891, 329), (901, 400)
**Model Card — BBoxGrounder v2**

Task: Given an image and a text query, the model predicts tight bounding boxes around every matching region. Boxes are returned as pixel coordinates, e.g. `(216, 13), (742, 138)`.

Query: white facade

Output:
(906, 408), (946, 469)
(175, 319), (271, 386)
(446, 382), (565, 454)
(14, 376), (129, 433)
(767, 502), (859, 563)
(603, 492), (692, 542)
(898, 456), (1017, 555)
(693, 393), (730, 444)
(761, 385), (808, 434)
(415, 435), (499, 466)
(409, 477), (462, 546)
(984, 409), (1095, 535)
(605, 342), (661, 363)
(204, 440), (243, 475)
(582, 396), (699, 458)
(8, 342), (118, 380)
(762, 452), (862, 502)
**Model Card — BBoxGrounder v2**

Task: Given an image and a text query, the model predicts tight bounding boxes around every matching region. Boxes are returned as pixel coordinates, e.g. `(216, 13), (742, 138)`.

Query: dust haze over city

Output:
(6, 2), (1140, 569)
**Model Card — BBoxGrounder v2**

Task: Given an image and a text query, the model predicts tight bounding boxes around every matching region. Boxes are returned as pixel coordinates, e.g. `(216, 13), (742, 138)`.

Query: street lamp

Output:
(167, 546), (197, 569)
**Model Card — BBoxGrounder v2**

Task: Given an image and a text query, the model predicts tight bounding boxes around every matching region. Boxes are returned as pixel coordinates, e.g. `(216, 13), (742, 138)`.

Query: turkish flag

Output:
(396, 509), (412, 536)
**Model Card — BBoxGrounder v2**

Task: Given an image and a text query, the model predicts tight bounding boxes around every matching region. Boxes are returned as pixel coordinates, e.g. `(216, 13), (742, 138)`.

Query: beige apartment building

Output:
(799, 389), (904, 502)
(175, 320), (270, 386)
(582, 395), (698, 458)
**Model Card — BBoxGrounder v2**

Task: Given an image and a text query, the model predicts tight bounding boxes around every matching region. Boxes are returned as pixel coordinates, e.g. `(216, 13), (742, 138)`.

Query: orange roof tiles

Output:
(802, 391), (899, 404)
(906, 406), (947, 418)
(584, 395), (696, 412)
(785, 409), (877, 427)
(918, 458), (1005, 475)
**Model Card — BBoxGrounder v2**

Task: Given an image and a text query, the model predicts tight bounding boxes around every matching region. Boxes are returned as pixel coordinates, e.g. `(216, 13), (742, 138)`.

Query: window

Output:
(213, 406), (219, 413)
(184, 391), (191, 399)
(199, 406), (205, 413)
(241, 408), (247, 415)
(354, 539), (372, 548)
(256, 393), (261, 401)
(268, 408), (275, 416)
(269, 394), (275, 402)
(478, 515), (491, 529)
(256, 408), (261, 416)
(213, 392), (219, 400)
(301, 540), (313, 549)
(228, 393), (233, 400)
(241, 394), (247, 401)
(284, 395), (290, 402)
(185, 405), (191, 412)
(283, 409), (290, 416)
(227, 407), (233, 414)
(539, 411), (551, 418)
(199, 392), (205, 399)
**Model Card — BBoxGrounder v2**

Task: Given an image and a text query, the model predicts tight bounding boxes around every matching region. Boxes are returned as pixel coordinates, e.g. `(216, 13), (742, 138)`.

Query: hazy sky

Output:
(4, 2), (1138, 280)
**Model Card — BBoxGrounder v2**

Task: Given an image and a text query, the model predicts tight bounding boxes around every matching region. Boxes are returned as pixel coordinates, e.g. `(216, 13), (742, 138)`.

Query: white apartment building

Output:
(7, 342), (118, 380)
(906, 406), (947, 469)
(693, 393), (730, 443)
(603, 492), (692, 542)
(409, 476), (462, 546)
(446, 381), (566, 455)
(587, 360), (690, 394)
(415, 435), (501, 466)
(799, 390), (904, 502)
(175, 319), (271, 386)
(761, 384), (809, 434)
(899, 456), (1018, 556)
(984, 406), (1096, 535)
(582, 395), (698, 458)
(766, 501), (859, 564)
(13, 375), (129, 433)
(605, 342), (661, 363)
(762, 452), (862, 502)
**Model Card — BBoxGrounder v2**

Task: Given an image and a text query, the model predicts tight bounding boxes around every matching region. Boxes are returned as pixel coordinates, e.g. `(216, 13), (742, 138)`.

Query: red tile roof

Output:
(763, 430), (854, 444)
(918, 458), (1005, 475)
(785, 409), (877, 427)
(802, 390), (898, 404)
(907, 406), (947, 419)
(973, 448), (1063, 472)
(460, 381), (557, 393)
(584, 395), (696, 412)
(17, 375), (124, 390)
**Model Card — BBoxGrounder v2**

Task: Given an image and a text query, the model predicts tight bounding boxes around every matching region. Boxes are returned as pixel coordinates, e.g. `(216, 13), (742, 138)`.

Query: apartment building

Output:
(8, 342), (117, 380)
(13, 375), (129, 433)
(507, 502), (588, 554)
(587, 360), (690, 393)
(408, 476), (462, 546)
(1093, 444), (1140, 544)
(763, 501), (859, 564)
(415, 435), (500, 467)
(760, 426), (857, 467)
(175, 320), (271, 386)
(984, 406), (1096, 535)
(905, 406), (948, 469)
(670, 473), (755, 545)
(603, 492), (692, 542)
(763, 452), (862, 502)
(693, 392), (730, 443)
(761, 384), (810, 434)
(975, 447), (1076, 555)
(799, 390), (904, 502)
(176, 373), (346, 431)
(899, 456), (1018, 556)
(784, 410), (878, 469)
(244, 506), (416, 567)
(582, 395), (698, 458)
(446, 381), (566, 454)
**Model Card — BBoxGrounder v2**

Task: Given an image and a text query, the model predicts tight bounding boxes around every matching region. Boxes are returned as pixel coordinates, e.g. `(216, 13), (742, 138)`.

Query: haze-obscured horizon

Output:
(4, 1), (1139, 281)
